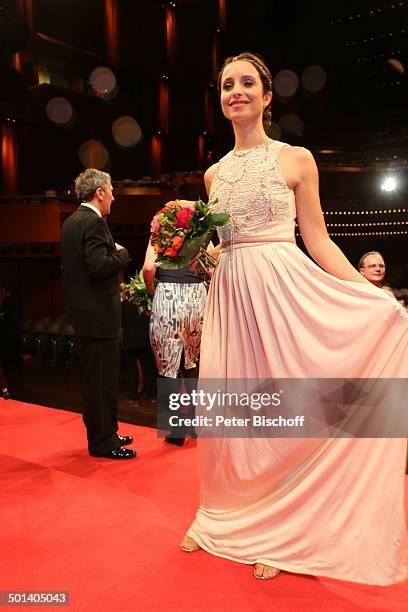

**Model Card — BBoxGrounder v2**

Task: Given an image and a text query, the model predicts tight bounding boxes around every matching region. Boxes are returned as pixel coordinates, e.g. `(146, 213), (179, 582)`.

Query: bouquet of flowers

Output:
(150, 198), (229, 272)
(122, 270), (153, 316)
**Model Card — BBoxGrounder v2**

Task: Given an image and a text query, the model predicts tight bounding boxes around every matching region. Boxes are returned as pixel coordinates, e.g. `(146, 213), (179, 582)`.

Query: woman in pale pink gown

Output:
(180, 52), (408, 585)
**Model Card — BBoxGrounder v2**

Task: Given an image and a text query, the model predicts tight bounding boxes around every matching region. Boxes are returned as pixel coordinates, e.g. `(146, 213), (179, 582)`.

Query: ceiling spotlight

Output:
(381, 177), (397, 192)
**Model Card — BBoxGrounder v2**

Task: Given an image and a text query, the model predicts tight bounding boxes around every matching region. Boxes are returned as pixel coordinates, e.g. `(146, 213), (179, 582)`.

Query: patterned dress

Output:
(149, 268), (207, 378)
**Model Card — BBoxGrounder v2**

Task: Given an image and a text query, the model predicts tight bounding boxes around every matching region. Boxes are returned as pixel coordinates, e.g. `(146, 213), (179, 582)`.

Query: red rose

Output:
(175, 208), (193, 229)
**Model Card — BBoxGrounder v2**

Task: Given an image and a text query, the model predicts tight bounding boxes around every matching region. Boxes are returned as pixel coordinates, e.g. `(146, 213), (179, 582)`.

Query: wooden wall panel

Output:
(0, 203), (66, 242)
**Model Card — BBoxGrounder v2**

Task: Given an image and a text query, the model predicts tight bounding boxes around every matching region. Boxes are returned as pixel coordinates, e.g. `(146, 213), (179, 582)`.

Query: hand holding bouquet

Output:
(150, 198), (229, 272)
(122, 270), (153, 316)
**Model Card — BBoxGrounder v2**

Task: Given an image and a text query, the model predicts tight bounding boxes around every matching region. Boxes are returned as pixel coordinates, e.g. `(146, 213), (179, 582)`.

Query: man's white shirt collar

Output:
(82, 203), (102, 218)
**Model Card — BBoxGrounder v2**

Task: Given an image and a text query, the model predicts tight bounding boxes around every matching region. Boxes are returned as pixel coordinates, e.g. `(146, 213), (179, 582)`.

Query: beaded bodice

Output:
(210, 139), (296, 244)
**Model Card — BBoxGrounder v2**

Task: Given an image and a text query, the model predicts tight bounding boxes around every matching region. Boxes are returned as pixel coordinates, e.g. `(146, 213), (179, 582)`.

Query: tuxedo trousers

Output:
(78, 336), (121, 454)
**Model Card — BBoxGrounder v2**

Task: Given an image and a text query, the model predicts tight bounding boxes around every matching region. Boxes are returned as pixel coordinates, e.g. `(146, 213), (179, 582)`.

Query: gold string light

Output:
(296, 231), (408, 237)
(323, 208), (406, 215)
(330, 231), (408, 236)
(326, 221), (408, 228)
(295, 207), (408, 237)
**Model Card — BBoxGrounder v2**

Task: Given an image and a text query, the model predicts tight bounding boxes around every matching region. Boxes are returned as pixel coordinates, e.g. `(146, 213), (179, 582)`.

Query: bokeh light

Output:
(46, 97), (74, 126)
(278, 114), (304, 139)
(387, 58), (405, 75)
(89, 67), (117, 95)
(266, 121), (282, 141)
(274, 70), (299, 98)
(301, 65), (327, 93)
(112, 116), (142, 147)
(78, 140), (110, 169)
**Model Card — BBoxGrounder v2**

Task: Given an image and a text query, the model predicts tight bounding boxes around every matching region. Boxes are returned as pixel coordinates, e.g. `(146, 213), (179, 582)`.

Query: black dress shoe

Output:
(1, 389), (11, 400)
(117, 434), (133, 446)
(165, 435), (185, 447)
(89, 446), (136, 459)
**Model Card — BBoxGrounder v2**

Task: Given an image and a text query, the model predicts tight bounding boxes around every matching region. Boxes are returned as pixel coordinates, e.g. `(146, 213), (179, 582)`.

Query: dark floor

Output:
(8, 358), (157, 427)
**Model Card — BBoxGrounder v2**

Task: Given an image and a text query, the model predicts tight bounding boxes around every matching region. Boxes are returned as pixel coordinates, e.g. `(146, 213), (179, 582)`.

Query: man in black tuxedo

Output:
(61, 168), (136, 459)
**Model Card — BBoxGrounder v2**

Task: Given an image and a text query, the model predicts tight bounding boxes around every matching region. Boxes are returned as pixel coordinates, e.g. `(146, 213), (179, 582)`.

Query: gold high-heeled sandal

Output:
(180, 534), (200, 552)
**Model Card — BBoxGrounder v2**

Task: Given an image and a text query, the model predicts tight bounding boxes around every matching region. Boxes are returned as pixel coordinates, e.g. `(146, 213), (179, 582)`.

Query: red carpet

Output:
(1, 398), (407, 611)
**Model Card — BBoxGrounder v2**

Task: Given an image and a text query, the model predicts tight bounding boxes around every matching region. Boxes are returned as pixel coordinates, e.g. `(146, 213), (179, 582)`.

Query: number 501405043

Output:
(0, 592), (69, 606)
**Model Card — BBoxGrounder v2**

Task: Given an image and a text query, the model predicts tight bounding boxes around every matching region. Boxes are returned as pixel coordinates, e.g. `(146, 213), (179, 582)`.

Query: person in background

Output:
(0, 283), (21, 398)
(358, 251), (394, 296)
(120, 283), (157, 408)
(0, 363), (9, 399)
(61, 169), (136, 460)
(394, 288), (408, 312)
(143, 241), (207, 446)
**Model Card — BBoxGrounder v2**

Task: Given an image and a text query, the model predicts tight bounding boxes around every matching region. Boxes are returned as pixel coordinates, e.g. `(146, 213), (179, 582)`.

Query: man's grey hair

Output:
(358, 251), (383, 269)
(74, 168), (111, 202)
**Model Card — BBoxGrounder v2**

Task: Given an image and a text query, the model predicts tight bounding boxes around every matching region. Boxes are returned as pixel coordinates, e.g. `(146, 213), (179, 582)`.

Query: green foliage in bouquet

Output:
(150, 198), (229, 271)
(123, 270), (153, 316)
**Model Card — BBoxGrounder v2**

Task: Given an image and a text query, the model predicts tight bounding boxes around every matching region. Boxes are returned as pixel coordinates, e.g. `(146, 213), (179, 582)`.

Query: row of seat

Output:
(21, 316), (79, 364)
(22, 316), (74, 336)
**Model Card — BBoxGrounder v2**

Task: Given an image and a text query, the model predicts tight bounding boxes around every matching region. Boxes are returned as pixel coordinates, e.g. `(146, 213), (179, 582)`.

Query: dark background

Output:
(1, 0), (408, 319)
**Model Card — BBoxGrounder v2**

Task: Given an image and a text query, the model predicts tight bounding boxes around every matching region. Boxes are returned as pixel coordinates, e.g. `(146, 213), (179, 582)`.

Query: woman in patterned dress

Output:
(143, 241), (207, 445)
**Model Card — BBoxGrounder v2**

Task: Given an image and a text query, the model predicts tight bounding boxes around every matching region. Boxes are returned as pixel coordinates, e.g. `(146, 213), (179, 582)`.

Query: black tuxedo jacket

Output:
(61, 205), (129, 338)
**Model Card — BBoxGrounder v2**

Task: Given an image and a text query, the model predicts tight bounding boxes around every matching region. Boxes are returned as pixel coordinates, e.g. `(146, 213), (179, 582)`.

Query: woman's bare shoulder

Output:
(204, 163), (219, 193)
(280, 145), (315, 164)
(279, 146), (317, 187)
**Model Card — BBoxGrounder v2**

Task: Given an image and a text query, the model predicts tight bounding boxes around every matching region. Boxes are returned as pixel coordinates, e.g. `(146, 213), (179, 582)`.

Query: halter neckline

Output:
(232, 139), (272, 156)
